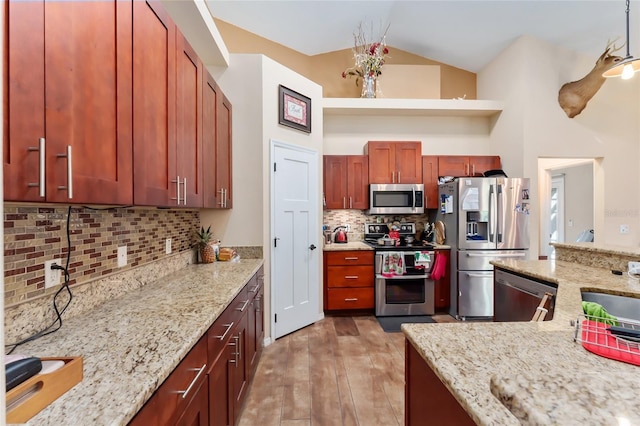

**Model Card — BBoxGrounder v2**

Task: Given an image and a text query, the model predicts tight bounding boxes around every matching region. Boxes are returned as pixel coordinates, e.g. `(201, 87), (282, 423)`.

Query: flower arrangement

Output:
(342, 23), (390, 86)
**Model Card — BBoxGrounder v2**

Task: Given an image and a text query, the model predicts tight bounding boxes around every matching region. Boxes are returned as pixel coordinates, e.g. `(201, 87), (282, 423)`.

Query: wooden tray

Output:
(6, 357), (83, 423)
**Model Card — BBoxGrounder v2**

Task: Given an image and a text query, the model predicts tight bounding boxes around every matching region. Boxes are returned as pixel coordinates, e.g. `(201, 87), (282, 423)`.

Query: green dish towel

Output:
(582, 301), (619, 326)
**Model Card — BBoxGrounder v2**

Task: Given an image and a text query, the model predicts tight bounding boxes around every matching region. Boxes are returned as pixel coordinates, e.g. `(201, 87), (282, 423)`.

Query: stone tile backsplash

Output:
(323, 209), (436, 240)
(4, 205), (199, 306)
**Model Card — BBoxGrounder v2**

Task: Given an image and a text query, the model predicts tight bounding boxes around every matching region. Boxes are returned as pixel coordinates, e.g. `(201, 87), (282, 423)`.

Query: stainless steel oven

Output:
(374, 251), (435, 316)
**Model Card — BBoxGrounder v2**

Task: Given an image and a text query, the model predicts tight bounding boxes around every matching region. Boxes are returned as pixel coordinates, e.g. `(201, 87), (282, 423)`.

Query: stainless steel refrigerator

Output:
(437, 177), (530, 319)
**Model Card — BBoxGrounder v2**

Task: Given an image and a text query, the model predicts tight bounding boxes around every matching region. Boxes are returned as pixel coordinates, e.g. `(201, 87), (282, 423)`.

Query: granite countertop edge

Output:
(402, 258), (640, 425)
(18, 259), (264, 426)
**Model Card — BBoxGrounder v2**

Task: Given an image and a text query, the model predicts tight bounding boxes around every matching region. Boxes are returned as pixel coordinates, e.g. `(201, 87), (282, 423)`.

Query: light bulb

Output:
(621, 63), (635, 79)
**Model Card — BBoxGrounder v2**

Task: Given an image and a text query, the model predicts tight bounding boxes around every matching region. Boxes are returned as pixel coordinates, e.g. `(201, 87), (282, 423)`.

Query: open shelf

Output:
(322, 98), (504, 117)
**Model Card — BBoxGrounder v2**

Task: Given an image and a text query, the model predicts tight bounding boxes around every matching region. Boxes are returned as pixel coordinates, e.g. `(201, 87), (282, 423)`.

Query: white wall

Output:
(203, 54), (324, 341)
(480, 35), (640, 258)
(323, 115), (494, 157)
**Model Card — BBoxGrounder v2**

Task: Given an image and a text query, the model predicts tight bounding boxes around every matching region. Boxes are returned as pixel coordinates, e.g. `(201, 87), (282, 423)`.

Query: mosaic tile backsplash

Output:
(4, 205), (199, 306)
(323, 209), (437, 240)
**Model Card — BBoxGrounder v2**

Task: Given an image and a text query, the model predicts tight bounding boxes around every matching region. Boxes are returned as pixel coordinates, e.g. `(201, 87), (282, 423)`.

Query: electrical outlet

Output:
(620, 224), (630, 234)
(344, 224), (351, 232)
(165, 238), (172, 254)
(44, 259), (62, 289)
(117, 246), (127, 267)
(628, 261), (640, 273)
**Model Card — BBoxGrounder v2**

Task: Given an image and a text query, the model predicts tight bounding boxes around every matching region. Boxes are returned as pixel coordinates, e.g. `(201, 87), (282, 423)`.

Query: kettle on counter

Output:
(333, 226), (348, 243)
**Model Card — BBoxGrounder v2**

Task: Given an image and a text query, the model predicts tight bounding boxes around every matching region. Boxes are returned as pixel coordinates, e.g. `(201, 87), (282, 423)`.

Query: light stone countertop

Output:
(323, 241), (373, 251)
(402, 259), (640, 426)
(323, 241), (451, 251)
(13, 259), (263, 426)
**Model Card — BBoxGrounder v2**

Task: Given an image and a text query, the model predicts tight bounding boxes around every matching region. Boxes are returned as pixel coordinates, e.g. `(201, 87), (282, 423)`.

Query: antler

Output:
(599, 38), (625, 62)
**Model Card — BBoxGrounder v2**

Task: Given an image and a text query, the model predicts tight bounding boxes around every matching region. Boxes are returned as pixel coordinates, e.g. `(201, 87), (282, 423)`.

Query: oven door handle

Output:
(376, 274), (430, 280)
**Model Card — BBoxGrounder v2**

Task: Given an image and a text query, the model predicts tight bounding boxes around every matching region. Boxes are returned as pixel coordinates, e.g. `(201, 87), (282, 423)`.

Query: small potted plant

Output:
(192, 225), (216, 263)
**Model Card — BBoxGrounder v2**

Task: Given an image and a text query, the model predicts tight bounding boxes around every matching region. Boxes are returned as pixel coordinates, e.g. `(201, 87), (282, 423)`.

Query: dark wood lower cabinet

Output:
(130, 267), (264, 426)
(405, 339), (475, 426)
(209, 344), (234, 426)
(176, 377), (209, 426)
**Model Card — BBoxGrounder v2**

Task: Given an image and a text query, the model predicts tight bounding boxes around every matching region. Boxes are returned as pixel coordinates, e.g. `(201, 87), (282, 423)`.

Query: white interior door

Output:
(271, 141), (319, 339)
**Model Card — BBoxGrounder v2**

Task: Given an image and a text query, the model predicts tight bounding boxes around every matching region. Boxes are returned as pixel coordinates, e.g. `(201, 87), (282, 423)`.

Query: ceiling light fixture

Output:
(603, 0), (640, 79)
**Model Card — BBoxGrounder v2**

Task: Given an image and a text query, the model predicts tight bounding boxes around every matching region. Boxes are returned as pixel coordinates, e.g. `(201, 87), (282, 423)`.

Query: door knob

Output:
(309, 244), (317, 250)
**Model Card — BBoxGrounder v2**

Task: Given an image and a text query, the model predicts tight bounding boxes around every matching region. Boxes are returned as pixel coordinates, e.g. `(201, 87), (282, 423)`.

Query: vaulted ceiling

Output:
(206, 0), (640, 73)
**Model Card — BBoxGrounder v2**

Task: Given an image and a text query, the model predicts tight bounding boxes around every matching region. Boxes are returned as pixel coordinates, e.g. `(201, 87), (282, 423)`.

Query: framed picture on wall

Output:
(278, 85), (311, 133)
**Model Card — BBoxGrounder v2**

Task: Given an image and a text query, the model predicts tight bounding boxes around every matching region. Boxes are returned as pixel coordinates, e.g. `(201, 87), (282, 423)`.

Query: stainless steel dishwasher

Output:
(494, 268), (558, 321)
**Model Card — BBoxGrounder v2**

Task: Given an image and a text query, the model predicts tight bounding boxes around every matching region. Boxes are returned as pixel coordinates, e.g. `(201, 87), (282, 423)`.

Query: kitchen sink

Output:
(581, 291), (640, 322)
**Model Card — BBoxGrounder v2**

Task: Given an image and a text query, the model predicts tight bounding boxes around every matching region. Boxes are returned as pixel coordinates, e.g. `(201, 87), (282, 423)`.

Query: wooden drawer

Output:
(326, 266), (374, 288)
(208, 286), (249, 364)
(326, 288), (374, 310)
(325, 250), (374, 266)
(155, 334), (208, 424)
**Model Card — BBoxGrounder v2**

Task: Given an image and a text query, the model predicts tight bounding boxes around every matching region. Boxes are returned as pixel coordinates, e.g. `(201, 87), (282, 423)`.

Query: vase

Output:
(361, 75), (376, 98)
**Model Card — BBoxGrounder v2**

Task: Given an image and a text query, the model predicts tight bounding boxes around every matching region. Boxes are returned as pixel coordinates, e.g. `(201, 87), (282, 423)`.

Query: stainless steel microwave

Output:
(369, 183), (424, 215)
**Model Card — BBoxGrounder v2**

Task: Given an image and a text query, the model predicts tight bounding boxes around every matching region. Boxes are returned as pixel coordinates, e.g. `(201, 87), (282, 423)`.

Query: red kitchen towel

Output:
(430, 253), (447, 281)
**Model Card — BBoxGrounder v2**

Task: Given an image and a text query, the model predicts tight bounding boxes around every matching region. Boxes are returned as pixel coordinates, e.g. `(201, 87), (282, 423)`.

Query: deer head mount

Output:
(558, 40), (625, 118)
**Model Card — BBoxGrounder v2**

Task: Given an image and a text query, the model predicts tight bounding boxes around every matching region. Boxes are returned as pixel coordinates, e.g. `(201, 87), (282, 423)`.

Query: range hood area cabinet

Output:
(365, 141), (423, 184)
(4, 1), (133, 205)
(4, 0), (232, 209)
(323, 155), (369, 209)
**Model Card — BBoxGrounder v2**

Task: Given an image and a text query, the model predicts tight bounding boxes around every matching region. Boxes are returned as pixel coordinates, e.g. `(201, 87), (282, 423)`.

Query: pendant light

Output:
(603, 0), (640, 79)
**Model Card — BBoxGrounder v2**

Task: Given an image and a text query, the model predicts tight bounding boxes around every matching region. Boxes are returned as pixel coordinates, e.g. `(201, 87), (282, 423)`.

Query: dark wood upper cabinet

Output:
(202, 71), (219, 209)
(323, 155), (369, 209)
(438, 155), (501, 177)
(176, 32), (204, 207)
(366, 141), (422, 184)
(132, 0), (177, 206)
(422, 156), (439, 209)
(4, 0), (133, 204)
(216, 93), (233, 209)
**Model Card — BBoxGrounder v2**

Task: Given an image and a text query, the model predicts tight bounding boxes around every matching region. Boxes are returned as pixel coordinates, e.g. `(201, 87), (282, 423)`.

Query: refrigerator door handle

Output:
(497, 184), (504, 243)
(488, 185), (495, 243)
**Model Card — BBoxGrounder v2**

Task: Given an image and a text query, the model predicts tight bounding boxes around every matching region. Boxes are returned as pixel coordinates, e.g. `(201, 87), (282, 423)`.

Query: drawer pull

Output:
(213, 322), (234, 341)
(345, 276), (359, 279)
(249, 284), (260, 293)
(344, 257), (359, 260)
(236, 299), (250, 312)
(344, 298), (359, 302)
(177, 363), (207, 399)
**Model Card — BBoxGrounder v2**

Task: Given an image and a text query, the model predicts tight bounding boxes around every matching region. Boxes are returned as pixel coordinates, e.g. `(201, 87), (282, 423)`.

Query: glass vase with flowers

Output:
(341, 23), (390, 98)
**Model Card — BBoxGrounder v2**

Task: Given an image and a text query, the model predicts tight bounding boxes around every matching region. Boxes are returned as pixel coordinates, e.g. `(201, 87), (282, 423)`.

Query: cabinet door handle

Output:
(57, 145), (73, 199)
(391, 171), (395, 183)
(177, 363), (207, 399)
(182, 177), (187, 205)
(223, 188), (227, 208)
(28, 138), (46, 197)
(344, 276), (359, 279)
(236, 299), (250, 312)
(171, 176), (181, 204)
(472, 164), (475, 176)
(344, 257), (359, 260)
(344, 298), (358, 302)
(233, 335), (240, 367)
(397, 171), (401, 183)
(343, 197), (346, 209)
(466, 164), (470, 176)
(228, 339), (237, 363)
(349, 197), (353, 209)
(213, 322), (234, 340)
(249, 284), (260, 293)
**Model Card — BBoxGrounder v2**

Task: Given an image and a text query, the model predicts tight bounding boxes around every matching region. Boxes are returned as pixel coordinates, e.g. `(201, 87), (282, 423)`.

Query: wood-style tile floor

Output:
(238, 314), (455, 426)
